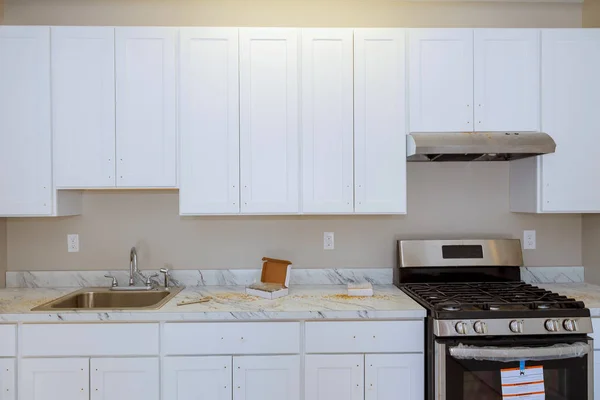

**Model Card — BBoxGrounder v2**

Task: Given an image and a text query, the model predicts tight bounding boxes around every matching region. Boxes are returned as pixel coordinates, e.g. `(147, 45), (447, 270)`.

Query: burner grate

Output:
(401, 282), (585, 312)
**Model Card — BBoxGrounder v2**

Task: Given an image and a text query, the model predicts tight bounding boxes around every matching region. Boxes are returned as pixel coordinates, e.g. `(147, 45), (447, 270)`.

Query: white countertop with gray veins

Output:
(0, 285), (426, 323)
(540, 283), (600, 317)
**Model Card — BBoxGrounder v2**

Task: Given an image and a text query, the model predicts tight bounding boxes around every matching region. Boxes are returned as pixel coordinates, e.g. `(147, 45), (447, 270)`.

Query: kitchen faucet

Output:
(129, 246), (138, 286)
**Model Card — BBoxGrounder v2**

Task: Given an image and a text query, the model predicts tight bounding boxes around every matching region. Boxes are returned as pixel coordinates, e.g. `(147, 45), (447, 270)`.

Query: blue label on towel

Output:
(519, 360), (526, 375)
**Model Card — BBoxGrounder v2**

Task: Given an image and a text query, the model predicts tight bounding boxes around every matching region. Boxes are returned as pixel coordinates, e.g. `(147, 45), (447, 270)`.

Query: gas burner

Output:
(442, 305), (461, 311)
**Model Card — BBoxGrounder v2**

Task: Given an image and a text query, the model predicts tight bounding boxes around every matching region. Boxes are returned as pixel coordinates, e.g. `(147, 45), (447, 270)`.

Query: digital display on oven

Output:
(441, 245), (484, 259)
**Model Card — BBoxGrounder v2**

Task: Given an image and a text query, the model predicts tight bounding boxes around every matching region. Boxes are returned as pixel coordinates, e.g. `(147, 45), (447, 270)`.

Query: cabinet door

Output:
(116, 28), (177, 188)
(305, 354), (364, 400)
(179, 28), (240, 215)
(163, 356), (232, 400)
(595, 351), (600, 400)
(409, 29), (474, 132)
(354, 29), (407, 214)
(0, 27), (52, 216)
(90, 357), (159, 400)
(301, 29), (354, 213)
(240, 28), (299, 214)
(474, 29), (540, 131)
(52, 27), (116, 188)
(20, 358), (89, 400)
(233, 355), (300, 400)
(540, 30), (600, 212)
(365, 354), (424, 400)
(0, 359), (15, 400)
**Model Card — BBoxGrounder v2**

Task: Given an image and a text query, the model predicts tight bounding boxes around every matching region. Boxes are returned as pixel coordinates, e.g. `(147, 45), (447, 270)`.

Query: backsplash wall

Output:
(7, 163), (582, 272)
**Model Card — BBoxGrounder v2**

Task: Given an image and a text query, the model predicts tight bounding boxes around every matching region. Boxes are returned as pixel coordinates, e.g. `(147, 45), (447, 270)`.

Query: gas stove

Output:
(394, 239), (594, 400)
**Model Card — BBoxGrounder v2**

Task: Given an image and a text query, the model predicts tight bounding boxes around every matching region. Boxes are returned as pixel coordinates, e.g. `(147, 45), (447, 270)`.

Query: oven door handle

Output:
(448, 342), (591, 362)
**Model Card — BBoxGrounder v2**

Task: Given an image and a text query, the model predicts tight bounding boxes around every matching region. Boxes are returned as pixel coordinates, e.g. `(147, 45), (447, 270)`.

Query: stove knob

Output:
(455, 322), (468, 335)
(473, 321), (487, 334)
(563, 319), (578, 332)
(509, 320), (524, 333)
(545, 319), (560, 332)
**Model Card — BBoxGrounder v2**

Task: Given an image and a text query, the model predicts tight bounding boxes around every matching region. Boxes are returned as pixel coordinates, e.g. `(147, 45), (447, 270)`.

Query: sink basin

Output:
(31, 287), (184, 311)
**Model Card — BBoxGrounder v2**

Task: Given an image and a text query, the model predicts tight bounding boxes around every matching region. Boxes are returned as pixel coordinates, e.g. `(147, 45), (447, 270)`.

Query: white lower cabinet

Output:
(90, 358), (159, 400)
(305, 354), (364, 400)
(0, 359), (15, 400)
(163, 356), (232, 400)
(20, 357), (158, 400)
(305, 354), (423, 400)
(162, 355), (299, 400)
(233, 355), (300, 400)
(20, 358), (89, 400)
(365, 354), (423, 400)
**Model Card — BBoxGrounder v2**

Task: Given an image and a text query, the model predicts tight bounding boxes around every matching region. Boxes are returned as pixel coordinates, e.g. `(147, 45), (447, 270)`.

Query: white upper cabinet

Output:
(301, 29), (354, 214)
(20, 358), (89, 400)
(409, 29), (474, 132)
(115, 28), (178, 188)
(354, 29), (407, 214)
(163, 356), (232, 400)
(239, 28), (300, 214)
(0, 26), (53, 216)
(474, 29), (540, 132)
(52, 27), (116, 188)
(90, 358), (159, 400)
(365, 354), (424, 400)
(179, 28), (240, 215)
(233, 356), (300, 400)
(305, 354), (364, 400)
(510, 29), (600, 213)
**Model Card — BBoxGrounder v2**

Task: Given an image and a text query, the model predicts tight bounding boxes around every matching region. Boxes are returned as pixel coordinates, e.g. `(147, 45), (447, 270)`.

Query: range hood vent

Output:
(407, 132), (556, 162)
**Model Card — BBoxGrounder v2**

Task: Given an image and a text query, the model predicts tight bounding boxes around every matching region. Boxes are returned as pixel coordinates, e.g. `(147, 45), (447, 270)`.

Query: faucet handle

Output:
(145, 273), (159, 287)
(104, 274), (118, 288)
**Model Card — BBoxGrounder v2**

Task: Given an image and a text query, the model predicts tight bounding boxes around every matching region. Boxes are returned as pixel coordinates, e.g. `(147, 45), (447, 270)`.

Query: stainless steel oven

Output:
(434, 335), (594, 399)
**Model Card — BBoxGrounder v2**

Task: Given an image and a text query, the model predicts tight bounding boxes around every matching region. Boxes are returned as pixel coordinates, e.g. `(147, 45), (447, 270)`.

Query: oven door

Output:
(435, 336), (594, 400)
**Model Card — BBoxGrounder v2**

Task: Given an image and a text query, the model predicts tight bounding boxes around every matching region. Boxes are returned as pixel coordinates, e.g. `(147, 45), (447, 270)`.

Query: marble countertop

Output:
(540, 283), (600, 317)
(0, 285), (426, 323)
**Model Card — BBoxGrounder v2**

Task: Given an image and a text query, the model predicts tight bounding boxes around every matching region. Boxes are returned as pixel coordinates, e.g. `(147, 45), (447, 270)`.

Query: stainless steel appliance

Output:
(406, 131), (556, 161)
(395, 239), (593, 400)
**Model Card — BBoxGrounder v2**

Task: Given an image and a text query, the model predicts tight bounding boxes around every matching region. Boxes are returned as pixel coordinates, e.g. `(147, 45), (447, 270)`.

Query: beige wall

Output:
(0, 219), (6, 287)
(584, 0), (600, 27)
(583, 215), (600, 284)
(4, 0), (581, 28)
(7, 163), (582, 271)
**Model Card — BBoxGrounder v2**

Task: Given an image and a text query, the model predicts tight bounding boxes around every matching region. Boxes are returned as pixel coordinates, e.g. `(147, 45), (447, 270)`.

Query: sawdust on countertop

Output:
(324, 294), (394, 301)
(212, 293), (259, 301)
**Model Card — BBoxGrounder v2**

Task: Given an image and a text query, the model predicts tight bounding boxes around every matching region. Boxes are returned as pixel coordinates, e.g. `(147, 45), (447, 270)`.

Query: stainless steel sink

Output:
(31, 287), (184, 311)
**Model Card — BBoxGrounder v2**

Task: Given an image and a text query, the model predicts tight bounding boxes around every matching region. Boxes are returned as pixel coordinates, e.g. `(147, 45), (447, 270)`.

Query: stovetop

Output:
(400, 281), (589, 320)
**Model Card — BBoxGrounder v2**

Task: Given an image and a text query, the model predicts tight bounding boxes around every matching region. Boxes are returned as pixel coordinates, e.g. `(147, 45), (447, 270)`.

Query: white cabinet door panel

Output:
(354, 28), (407, 214)
(305, 354), (364, 400)
(240, 28), (299, 214)
(52, 27), (116, 188)
(116, 27), (177, 188)
(301, 29), (354, 213)
(0, 26), (52, 216)
(179, 28), (240, 214)
(474, 29), (540, 131)
(233, 355), (300, 400)
(163, 356), (232, 400)
(409, 29), (474, 132)
(90, 358), (159, 400)
(540, 30), (600, 212)
(365, 354), (424, 400)
(20, 358), (89, 400)
(0, 359), (15, 400)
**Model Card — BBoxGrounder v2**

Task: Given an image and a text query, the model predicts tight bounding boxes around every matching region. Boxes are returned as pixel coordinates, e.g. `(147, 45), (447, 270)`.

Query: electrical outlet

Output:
(67, 234), (79, 253)
(523, 230), (536, 250)
(324, 232), (334, 250)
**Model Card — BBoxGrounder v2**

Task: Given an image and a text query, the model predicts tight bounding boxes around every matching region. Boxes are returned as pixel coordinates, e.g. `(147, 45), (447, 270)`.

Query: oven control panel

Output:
(435, 317), (593, 337)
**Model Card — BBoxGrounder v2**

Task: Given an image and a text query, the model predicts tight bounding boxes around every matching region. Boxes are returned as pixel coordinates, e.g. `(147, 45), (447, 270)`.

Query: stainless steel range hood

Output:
(407, 132), (556, 162)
